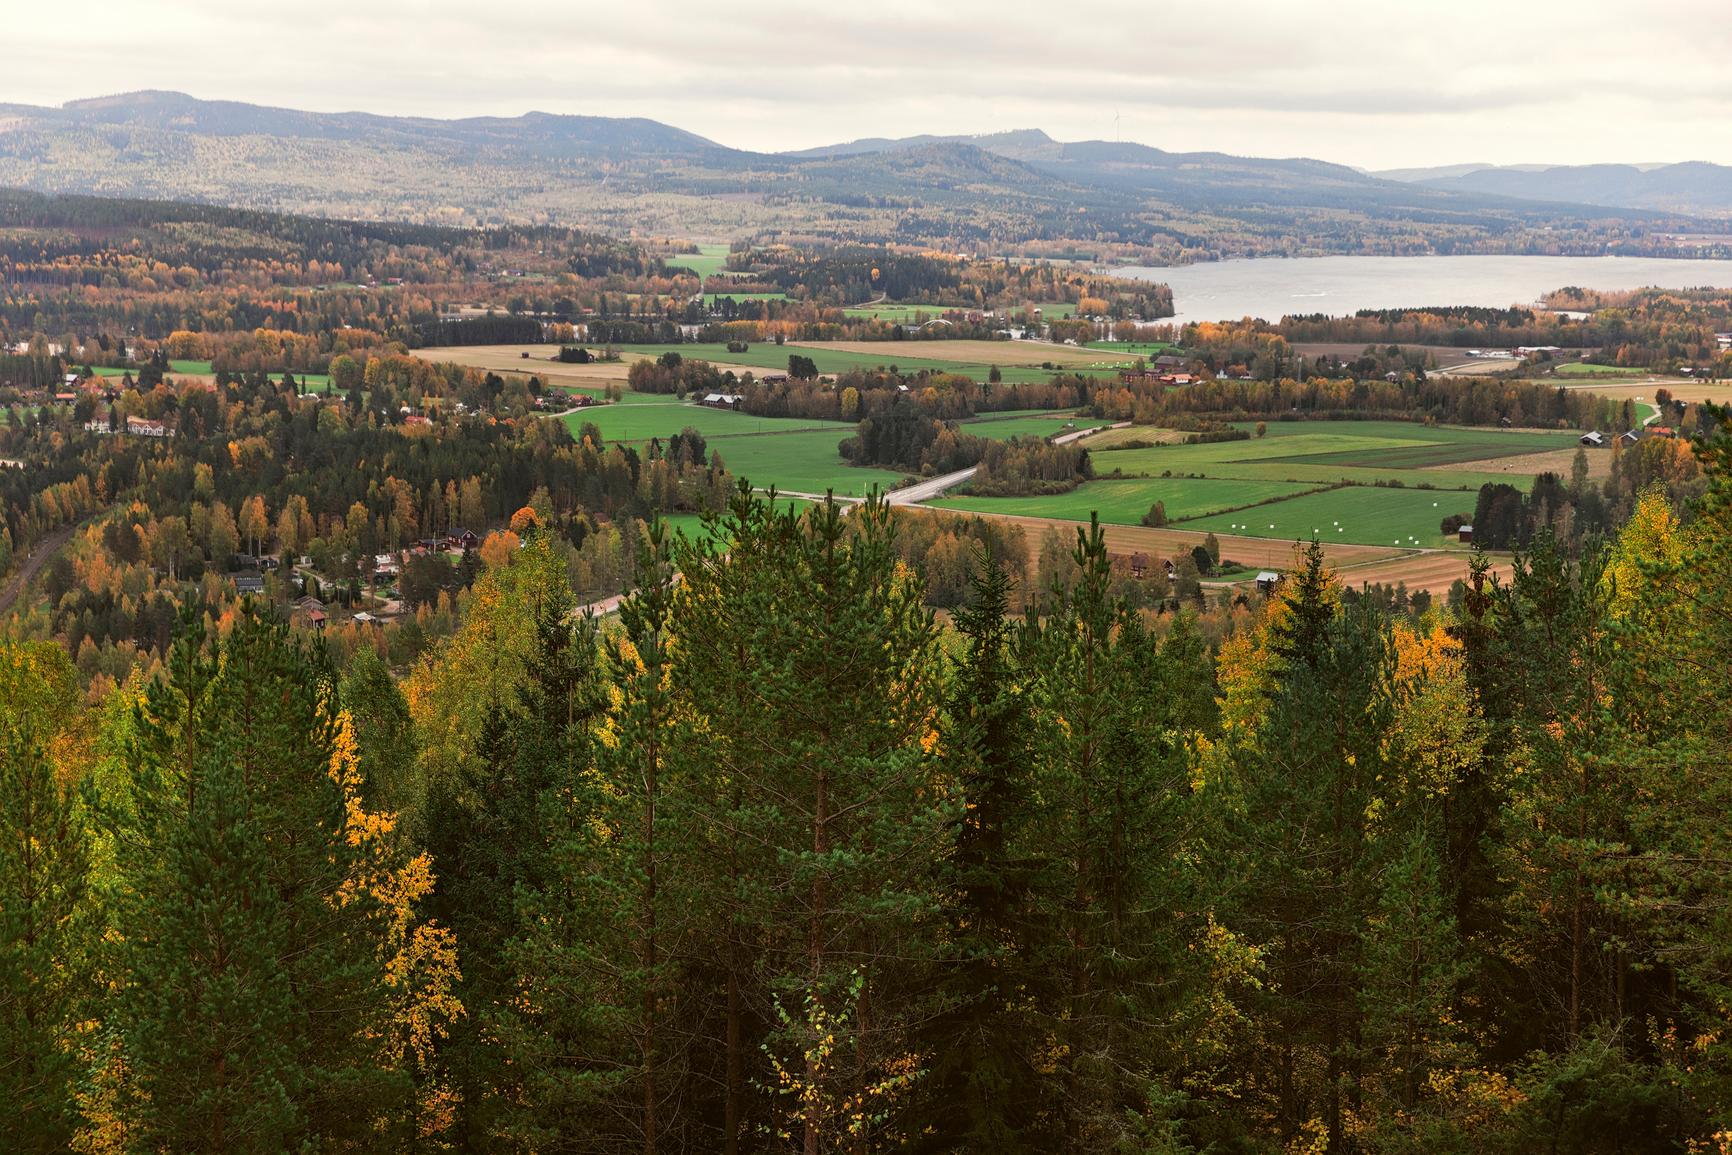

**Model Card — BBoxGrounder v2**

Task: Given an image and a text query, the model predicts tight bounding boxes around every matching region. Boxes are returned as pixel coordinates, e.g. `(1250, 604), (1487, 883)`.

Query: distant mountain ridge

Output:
(0, 91), (1710, 260)
(1376, 160), (1732, 215)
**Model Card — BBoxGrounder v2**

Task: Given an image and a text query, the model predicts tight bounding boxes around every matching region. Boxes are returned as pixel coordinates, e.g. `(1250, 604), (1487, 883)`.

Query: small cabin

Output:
(1579, 431), (1605, 448)
(1458, 525), (1474, 544)
(1256, 570), (1282, 594)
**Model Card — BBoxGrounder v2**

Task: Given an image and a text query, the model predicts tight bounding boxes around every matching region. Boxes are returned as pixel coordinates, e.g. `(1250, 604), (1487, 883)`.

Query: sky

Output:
(5, 0), (1729, 169)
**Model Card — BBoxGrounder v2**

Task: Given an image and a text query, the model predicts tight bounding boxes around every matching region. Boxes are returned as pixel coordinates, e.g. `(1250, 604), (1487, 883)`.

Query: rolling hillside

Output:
(0, 91), (1700, 259)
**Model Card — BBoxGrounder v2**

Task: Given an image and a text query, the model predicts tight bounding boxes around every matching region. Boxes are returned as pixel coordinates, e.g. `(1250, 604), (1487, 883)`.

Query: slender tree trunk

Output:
(642, 722), (658, 1155)
(805, 767), (829, 1155)
(724, 959), (742, 1155)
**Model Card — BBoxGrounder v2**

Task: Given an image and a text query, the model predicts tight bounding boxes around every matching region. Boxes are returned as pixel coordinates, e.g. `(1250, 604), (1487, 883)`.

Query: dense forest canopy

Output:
(8, 432), (1732, 1149)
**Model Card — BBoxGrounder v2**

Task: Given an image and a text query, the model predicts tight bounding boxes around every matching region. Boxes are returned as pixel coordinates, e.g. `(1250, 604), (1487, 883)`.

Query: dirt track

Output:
(0, 519), (81, 620)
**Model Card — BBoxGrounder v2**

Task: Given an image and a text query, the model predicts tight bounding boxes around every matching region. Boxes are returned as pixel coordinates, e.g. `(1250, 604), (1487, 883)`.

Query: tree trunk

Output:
(805, 766), (829, 1155)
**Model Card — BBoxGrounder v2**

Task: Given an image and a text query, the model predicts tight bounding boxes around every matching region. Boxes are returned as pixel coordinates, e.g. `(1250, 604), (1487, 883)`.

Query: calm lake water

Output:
(1115, 255), (1732, 327)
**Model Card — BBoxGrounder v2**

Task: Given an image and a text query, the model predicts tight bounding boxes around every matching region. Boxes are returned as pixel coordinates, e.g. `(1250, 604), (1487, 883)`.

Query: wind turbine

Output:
(1114, 107), (1122, 143)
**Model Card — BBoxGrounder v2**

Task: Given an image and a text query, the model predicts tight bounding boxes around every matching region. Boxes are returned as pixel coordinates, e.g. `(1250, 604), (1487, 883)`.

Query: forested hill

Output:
(0, 187), (653, 282)
(1379, 160), (1732, 216)
(0, 91), (1699, 261)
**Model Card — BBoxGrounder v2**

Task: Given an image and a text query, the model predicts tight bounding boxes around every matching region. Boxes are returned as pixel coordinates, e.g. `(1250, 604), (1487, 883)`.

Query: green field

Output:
(599, 342), (1114, 385)
(704, 292), (791, 306)
(664, 243), (737, 280)
(959, 413), (1094, 440)
(1554, 362), (1645, 377)
(558, 393), (898, 496)
(1183, 487), (1476, 548)
(1084, 420), (1577, 490)
(707, 430), (904, 497)
(92, 362), (332, 389)
(928, 418), (1570, 543)
(1084, 340), (1174, 355)
(931, 477), (1318, 524)
(841, 302), (965, 323)
(562, 399), (851, 443)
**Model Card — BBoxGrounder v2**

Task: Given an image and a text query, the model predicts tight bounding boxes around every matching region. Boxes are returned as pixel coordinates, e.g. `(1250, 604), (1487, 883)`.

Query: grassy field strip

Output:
(1180, 486), (1475, 548)
(959, 414), (1095, 440)
(562, 402), (851, 443)
(704, 430), (904, 497)
(930, 477), (1319, 524)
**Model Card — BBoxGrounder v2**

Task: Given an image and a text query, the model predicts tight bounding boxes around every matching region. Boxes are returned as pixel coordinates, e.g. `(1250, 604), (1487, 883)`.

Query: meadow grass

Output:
(930, 477), (1317, 524)
(1182, 486), (1478, 548)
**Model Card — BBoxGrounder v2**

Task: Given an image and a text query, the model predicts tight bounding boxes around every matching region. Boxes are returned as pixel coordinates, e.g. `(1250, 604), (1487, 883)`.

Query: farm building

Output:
(447, 528), (480, 550)
(231, 574), (265, 595)
(1579, 431), (1605, 447)
(1256, 571), (1282, 594)
(1458, 525), (1474, 544)
(1619, 430), (1644, 448)
(699, 393), (744, 409)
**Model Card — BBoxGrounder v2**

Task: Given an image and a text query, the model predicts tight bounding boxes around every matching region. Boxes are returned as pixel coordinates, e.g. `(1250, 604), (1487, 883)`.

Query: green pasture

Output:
(958, 413), (1094, 440)
(1086, 420), (1577, 489)
(707, 430), (905, 497)
(841, 302), (965, 323)
(1084, 340), (1174, 355)
(931, 477), (1317, 525)
(92, 362), (332, 389)
(705, 292), (791, 306)
(1183, 486), (1477, 548)
(1554, 362), (1645, 377)
(604, 342), (1097, 385)
(562, 399), (851, 443)
(664, 243), (737, 280)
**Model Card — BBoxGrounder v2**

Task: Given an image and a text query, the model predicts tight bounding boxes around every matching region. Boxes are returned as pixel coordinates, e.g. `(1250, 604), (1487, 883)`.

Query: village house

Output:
(446, 528), (480, 550)
(1256, 570), (1283, 594)
(231, 573), (265, 596)
(125, 415), (170, 438)
(699, 392), (744, 409)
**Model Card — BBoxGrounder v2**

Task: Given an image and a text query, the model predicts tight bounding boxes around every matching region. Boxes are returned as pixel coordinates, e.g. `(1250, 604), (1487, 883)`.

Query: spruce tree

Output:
(910, 544), (1044, 1152)
(670, 489), (950, 1153)
(111, 612), (449, 1150)
(496, 521), (683, 1152)
(0, 724), (92, 1152)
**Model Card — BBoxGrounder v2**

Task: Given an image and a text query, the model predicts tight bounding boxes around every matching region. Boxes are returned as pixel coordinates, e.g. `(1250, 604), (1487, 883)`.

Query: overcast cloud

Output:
(6, 0), (1728, 169)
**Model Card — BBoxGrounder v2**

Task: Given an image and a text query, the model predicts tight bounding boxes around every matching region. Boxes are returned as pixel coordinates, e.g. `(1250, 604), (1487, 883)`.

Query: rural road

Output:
(762, 419), (1126, 508)
(0, 518), (82, 620)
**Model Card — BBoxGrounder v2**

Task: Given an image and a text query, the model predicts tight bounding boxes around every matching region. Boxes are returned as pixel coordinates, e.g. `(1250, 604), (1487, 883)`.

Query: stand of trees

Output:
(9, 417), (1732, 1149)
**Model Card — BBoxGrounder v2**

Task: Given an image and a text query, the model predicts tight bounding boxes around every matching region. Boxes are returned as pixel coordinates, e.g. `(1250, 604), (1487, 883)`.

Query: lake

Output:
(1115, 255), (1732, 328)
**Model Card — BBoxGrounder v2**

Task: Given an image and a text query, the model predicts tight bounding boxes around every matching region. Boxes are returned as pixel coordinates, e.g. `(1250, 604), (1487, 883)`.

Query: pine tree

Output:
(1225, 585), (1395, 1148)
(909, 543), (1045, 1152)
(0, 723), (92, 1152)
(496, 520), (683, 1152)
(413, 531), (596, 1141)
(1020, 516), (1208, 1147)
(110, 612), (454, 1150)
(670, 489), (949, 1154)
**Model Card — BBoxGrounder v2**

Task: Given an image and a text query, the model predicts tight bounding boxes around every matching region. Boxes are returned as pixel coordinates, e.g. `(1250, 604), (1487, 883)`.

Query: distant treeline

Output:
(1092, 373), (1643, 430)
